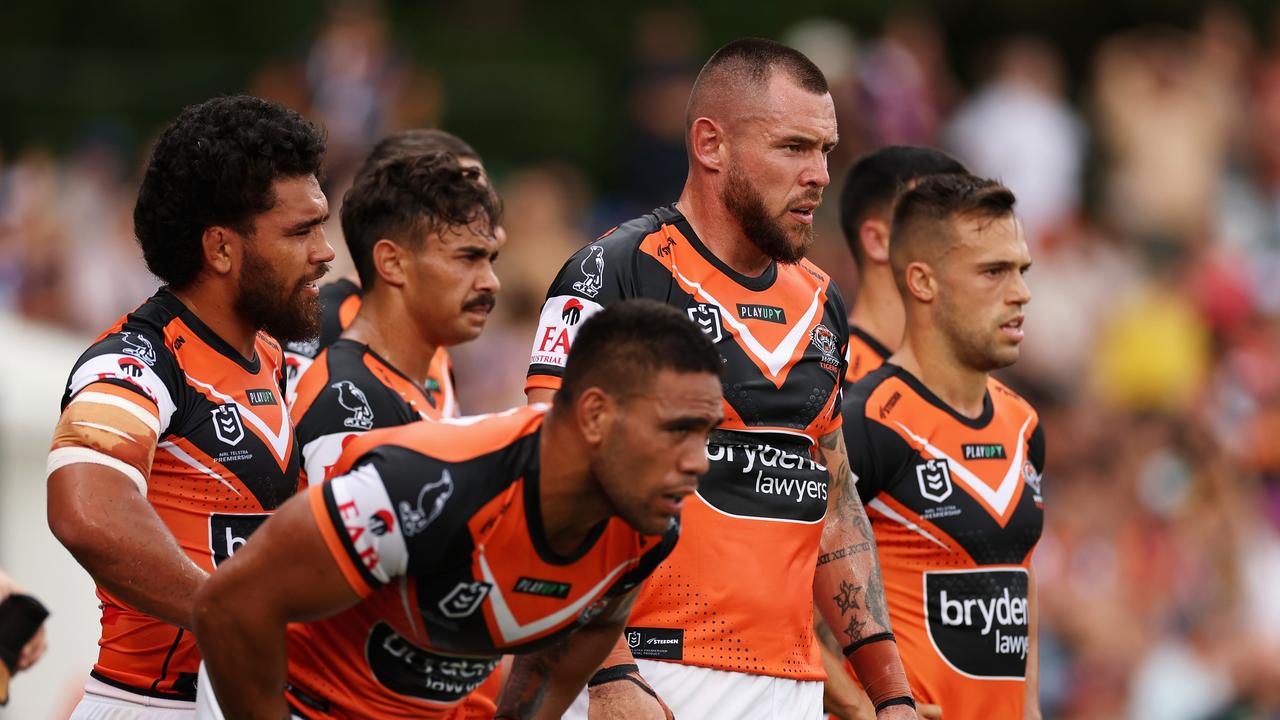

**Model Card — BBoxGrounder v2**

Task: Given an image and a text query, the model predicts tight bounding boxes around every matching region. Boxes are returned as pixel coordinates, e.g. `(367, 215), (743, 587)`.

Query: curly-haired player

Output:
(47, 95), (334, 718)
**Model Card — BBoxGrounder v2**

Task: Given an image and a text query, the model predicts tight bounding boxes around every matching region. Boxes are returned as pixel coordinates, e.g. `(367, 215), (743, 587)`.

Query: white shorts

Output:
(193, 663), (305, 720)
(564, 659), (823, 720)
(70, 676), (195, 719)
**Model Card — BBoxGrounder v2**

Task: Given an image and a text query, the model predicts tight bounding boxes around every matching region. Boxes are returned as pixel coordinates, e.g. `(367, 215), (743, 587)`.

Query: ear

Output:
(904, 261), (936, 304)
(201, 226), (239, 277)
(372, 238), (409, 287)
(575, 387), (616, 448)
(688, 117), (726, 173)
(859, 219), (891, 264)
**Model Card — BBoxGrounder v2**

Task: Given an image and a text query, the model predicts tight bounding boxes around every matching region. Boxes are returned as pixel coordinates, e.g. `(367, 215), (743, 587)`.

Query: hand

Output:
(0, 569), (48, 672)
(825, 689), (876, 720)
(919, 703), (942, 719)
(588, 671), (673, 720)
(876, 704), (927, 720)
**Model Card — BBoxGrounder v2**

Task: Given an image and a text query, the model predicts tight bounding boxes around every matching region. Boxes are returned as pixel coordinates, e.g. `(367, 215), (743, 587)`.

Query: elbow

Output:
(48, 499), (100, 561)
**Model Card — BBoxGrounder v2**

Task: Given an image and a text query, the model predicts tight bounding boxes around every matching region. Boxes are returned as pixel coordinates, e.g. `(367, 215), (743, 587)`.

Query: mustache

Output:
(297, 263), (331, 289)
(463, 292), (496, 312)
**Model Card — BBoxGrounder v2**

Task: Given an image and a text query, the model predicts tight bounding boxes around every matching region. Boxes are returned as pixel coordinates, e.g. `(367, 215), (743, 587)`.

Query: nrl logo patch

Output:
(211, 404), (245, 446)
(916, 458), (953, 503)
(438, 581), (492, 619)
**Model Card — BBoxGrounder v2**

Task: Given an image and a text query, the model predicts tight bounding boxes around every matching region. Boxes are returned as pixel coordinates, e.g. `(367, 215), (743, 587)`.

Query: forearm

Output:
(49, 469), (206, 628)
(817, 612), (874, 720)
(498, 621), (624, 719)
(193, 588), (290, 719)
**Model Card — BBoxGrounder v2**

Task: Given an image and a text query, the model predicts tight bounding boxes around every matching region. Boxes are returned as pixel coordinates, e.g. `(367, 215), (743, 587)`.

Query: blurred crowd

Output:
(3, 3), (1280, 719)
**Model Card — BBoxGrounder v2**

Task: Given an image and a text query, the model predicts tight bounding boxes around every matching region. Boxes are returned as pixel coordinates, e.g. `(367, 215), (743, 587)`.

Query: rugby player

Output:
(46, 95), (333, 716)
(282, 129), (497, 412)
(191, 300), (724, 719)
(280, 149), (502, 716)
(842, 173), (1044, 720)
(526, 39), (917, 719)
(823, 146), (966, 719)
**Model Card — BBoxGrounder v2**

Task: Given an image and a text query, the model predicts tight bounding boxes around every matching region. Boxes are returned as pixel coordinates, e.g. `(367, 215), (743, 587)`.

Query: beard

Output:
(722, 163), (813, 265)
(234, 243), (326, 343)
(935, 296), (1015, 373)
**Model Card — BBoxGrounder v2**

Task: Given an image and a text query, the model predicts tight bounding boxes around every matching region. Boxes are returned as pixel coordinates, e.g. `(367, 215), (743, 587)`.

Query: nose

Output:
(679, 440), (710, 477)
(1009, 270), (1031, 306)
(312, 226), (336, 265)
(802, 150), (830, 189)
(477, 260), (501, 295)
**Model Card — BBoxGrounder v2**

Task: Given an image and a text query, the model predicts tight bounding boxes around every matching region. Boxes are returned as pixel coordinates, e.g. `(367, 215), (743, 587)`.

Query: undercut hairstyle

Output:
(686, 37), (828, 130)
(133, 95), (325, 290)
(840, 146), (968, 265)
(889, 173), (1017, 287)
(340, 152), (500, 288)
(556, 299), (722, 409)
(354, 129), (480, 182)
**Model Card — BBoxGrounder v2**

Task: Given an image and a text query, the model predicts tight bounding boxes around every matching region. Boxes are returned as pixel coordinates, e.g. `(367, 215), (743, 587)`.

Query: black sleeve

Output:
(841, 394), (882, 502)
(1028, 422), (1046, 475)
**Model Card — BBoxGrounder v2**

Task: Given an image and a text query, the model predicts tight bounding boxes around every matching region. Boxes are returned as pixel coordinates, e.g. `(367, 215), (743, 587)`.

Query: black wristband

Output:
(588, 663), (640, 687)
(874, 696), (917, 713)
(842, 631), (895, 658)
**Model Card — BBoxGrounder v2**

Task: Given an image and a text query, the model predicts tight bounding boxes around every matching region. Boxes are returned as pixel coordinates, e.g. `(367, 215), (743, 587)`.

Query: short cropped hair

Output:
(686, 37), (828, 129)
(133, 95), (325, 289)
(354, 129), (480, 182)
(557, 299), (722, 409)
(340, 152), (500, 288)
(839, 146), (967, 265)
(889, 173), (1017, 283)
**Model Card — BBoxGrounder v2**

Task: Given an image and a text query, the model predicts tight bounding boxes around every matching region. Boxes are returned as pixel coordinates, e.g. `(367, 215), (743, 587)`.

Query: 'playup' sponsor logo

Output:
(513, 576), (572, 599)
(736, 303), (787, 324)
(962, 443), (1006, 460)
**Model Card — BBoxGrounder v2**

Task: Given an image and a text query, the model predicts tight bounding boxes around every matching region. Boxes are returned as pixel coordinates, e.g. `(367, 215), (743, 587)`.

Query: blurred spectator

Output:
(945, 36), (1086, 246)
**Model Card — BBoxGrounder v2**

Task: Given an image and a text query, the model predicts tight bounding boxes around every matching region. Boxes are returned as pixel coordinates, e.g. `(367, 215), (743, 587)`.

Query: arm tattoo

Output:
(865, 567), (891, 630)
(497, 637), (569, 718)
(816, 542), (872, 566)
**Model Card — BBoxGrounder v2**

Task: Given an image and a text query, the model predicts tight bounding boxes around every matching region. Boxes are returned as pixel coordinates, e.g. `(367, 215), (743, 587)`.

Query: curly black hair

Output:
(340, 151), (501, 288)
(133, 95), (326, 289)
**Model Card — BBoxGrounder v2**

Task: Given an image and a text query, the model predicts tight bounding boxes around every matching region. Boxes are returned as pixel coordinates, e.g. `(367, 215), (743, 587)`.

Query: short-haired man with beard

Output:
(525, 38), (917, 720)
(842, 174), (1044, 720)
(46, 95), (333, 718)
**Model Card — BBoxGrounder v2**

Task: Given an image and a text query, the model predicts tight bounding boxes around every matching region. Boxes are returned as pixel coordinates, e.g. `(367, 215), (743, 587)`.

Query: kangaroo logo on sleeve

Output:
(211, 404), (245, 446)
(571, 245), (605, 298)
(398, 470), (454, 537)
(332, 380), (375, 430)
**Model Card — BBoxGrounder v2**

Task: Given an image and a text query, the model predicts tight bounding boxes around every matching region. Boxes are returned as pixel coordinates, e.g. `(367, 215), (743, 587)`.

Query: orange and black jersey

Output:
(526, 204), (847, 679)
(290, 407), (677, 718)
(291, 339), (448, 487)
(55, 289), (298, 701)
(843, 324), (892, 390)
(842, 364), (1044, 720)
(283, 279), (362, 401)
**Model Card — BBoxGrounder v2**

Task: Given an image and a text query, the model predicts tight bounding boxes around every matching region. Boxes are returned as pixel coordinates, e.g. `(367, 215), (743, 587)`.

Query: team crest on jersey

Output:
(119, 332), (157, 366)
(399, 469), (454, 537)
(687, 303), (724, 343)
(571, 245), (605, 298)
(332, 380), (375, 430)
(211, 404), (245, 446)
(438, 581), (492, 618)
(810, 324), (841, 373)
(1022, 460), (1042, 503)
(916, 458), (953, 503)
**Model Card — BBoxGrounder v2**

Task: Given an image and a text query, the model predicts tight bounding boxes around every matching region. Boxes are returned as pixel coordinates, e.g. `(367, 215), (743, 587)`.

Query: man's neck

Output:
(169, 284), (258, 360)
(676, 186), (772, 278)
(341, 290), (439, 387)
(849, 269), (904, 354)
(537, 409), (611, 556)
(892, 326), (989, 419)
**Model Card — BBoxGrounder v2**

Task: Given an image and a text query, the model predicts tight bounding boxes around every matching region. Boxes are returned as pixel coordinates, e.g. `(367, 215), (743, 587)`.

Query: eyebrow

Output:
(662, 414), (725, 432)
(283, 213), (329, 235)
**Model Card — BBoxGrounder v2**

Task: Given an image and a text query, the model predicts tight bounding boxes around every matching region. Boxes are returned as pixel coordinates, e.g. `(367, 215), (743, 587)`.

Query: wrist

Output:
(845, 633), (914, 713)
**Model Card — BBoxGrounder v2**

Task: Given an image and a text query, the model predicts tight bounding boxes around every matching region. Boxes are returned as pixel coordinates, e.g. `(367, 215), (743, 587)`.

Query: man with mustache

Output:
(46, 95), (333, 717)
(289, 150), (501, 487)
(842, 173), (1044, 720)
(282, 128), (499, 414)
(524, 38), (917, 719)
